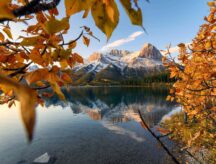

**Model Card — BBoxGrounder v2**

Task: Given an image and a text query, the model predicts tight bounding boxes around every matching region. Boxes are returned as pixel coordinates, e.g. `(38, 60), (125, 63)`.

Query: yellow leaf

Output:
(170, 97), (175, 102)
(29, 50), (44, 66)
(3, 27), (12, 39)
(60, 59), (68, 69)
(19, 87), (36, 142)
(20, 36), (44, 46)
(51, 49), (59, 60)
(120, 0), (143, 27)
(50, 82), (65, 100)
(65, 0), (93, 16)
(83, 36), (90, 47)
(205, 41), (212, 49)
(69, 41), (77, 49)
(0, 0), (14, 20)
(82, 9), (90, 18)
(208, 2), (216, 7)
(42, 17), (70, 35)
(0, 32), (5, 41)
(60, 48), (71, 59)
(36, 81), (45, 87)
(166, 95), (172, 101)
(0, 75), (36, 141)
(25, 69), (49, 85)
(91, 0), (119, 40)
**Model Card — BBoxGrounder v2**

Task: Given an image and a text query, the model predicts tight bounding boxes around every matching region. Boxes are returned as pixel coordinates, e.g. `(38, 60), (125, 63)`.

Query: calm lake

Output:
(0, 87), (179, 164)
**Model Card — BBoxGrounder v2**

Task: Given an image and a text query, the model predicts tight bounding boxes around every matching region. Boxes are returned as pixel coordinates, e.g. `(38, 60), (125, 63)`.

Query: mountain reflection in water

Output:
(0, 87), (179, 164)
(43, 87), (176, 128)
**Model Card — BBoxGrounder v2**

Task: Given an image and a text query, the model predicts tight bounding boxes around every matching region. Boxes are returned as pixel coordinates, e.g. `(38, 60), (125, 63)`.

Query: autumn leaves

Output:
(65, 0), (144, 40)
(0, 0), (145, 141)
(163, 1), (216, 146)
(0, 0), (145, 40)
(0, 75), (37, 141)
(0, 0), (15, 20)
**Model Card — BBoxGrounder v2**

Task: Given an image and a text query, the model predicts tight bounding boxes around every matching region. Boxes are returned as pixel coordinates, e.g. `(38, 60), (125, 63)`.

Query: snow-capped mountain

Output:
(71, 43), (168, 85)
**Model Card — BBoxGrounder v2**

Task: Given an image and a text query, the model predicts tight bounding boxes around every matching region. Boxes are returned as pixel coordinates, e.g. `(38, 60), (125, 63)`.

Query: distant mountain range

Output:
(71, 43), (171, 85)
(28, 43), (172, 86)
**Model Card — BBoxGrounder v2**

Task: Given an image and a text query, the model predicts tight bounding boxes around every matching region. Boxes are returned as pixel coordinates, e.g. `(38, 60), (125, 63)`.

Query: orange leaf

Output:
(0, 32), (5, 41)
(25, 69), (49, 85)
(0, 75), (37, 141)
(61, 73), (72, 83)
(3, 27), (12, 39)
(72, 53), (83, 63)
(83, 36), (90, 47)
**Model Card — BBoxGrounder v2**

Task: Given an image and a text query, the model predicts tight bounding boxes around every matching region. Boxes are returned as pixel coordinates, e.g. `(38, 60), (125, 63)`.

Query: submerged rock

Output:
(33, 153), (56, 164)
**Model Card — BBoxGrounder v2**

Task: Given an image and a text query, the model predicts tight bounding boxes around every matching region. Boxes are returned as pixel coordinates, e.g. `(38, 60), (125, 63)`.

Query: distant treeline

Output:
(81, 71), (175, 86)
(120, 72), (175, 85)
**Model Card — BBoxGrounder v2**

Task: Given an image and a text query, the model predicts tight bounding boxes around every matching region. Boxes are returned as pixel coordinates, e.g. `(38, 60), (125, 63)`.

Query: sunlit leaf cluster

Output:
(0, 0), (144, 141)
(163, 1), (216, 146)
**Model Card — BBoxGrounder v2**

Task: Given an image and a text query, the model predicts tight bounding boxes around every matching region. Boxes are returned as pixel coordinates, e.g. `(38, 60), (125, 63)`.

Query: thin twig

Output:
(8, 62), (32, 77)
(158, 132), (173, 138)
(60, 31), (84, 46)
(138, 110), (180, 164)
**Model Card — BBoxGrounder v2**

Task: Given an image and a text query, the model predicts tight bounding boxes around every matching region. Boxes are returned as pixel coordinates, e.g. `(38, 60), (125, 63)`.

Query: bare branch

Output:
(8, 62), (32, 77)
(138, 110), (180, 164)
(60, 31), (84, 46)
(0, 0), (61, 23)
(32, 84), (51, 90)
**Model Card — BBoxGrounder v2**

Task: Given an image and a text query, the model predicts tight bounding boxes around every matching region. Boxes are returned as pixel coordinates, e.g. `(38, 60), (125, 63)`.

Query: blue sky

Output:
(63, 0), (210, 58)
(12, 0), (210, 58)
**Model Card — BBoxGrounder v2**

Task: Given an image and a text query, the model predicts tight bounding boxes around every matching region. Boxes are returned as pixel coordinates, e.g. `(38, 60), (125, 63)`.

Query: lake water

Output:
(0, 87), (179, 164)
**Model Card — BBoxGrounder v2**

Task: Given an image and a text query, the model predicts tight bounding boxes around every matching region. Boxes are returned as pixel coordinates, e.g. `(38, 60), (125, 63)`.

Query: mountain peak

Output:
(143, 43), (154, 48)
(88, 43), (163, 63)
(139, 43), (162, 60)
(72, 43), (166, 85)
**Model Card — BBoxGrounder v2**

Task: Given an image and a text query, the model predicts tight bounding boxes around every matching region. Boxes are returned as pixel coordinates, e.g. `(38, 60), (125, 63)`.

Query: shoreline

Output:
(161, 111), (215, 163)
(69, 83), (172, 88)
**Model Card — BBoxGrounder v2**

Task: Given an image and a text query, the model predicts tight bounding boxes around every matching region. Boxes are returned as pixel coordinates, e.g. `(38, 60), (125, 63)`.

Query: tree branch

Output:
(8, 62), (32, 77)
(60, 31), (84, 46)
(31, 84), (51, 90)
(138, 110), (180, 164)
(0, 0), (61, 23)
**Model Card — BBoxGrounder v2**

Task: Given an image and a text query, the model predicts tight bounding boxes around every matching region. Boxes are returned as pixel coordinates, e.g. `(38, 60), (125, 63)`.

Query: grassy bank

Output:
(161, 112), (216, 163)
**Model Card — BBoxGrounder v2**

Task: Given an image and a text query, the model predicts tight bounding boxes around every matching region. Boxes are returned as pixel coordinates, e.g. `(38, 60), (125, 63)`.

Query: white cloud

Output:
(129, 31), (144, 38)
(101, 31), (144, 51)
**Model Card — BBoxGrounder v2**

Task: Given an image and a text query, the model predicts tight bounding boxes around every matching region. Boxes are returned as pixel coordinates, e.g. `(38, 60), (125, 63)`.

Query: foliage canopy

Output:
(163, 1), (216, 148)
(0, 0), (145, 141)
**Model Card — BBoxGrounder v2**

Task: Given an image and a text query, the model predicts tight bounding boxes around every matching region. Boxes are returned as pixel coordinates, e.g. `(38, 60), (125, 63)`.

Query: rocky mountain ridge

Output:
(71, 43), (170, 85)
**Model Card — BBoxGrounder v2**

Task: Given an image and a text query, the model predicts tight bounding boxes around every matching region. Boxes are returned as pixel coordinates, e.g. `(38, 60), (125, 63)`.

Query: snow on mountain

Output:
(71, 43), (167, 85)
(76, 43), (162, 70)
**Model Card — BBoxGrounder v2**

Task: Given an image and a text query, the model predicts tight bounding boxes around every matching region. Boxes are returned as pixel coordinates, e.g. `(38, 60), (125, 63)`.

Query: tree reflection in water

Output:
(43, 87), (177, 128)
